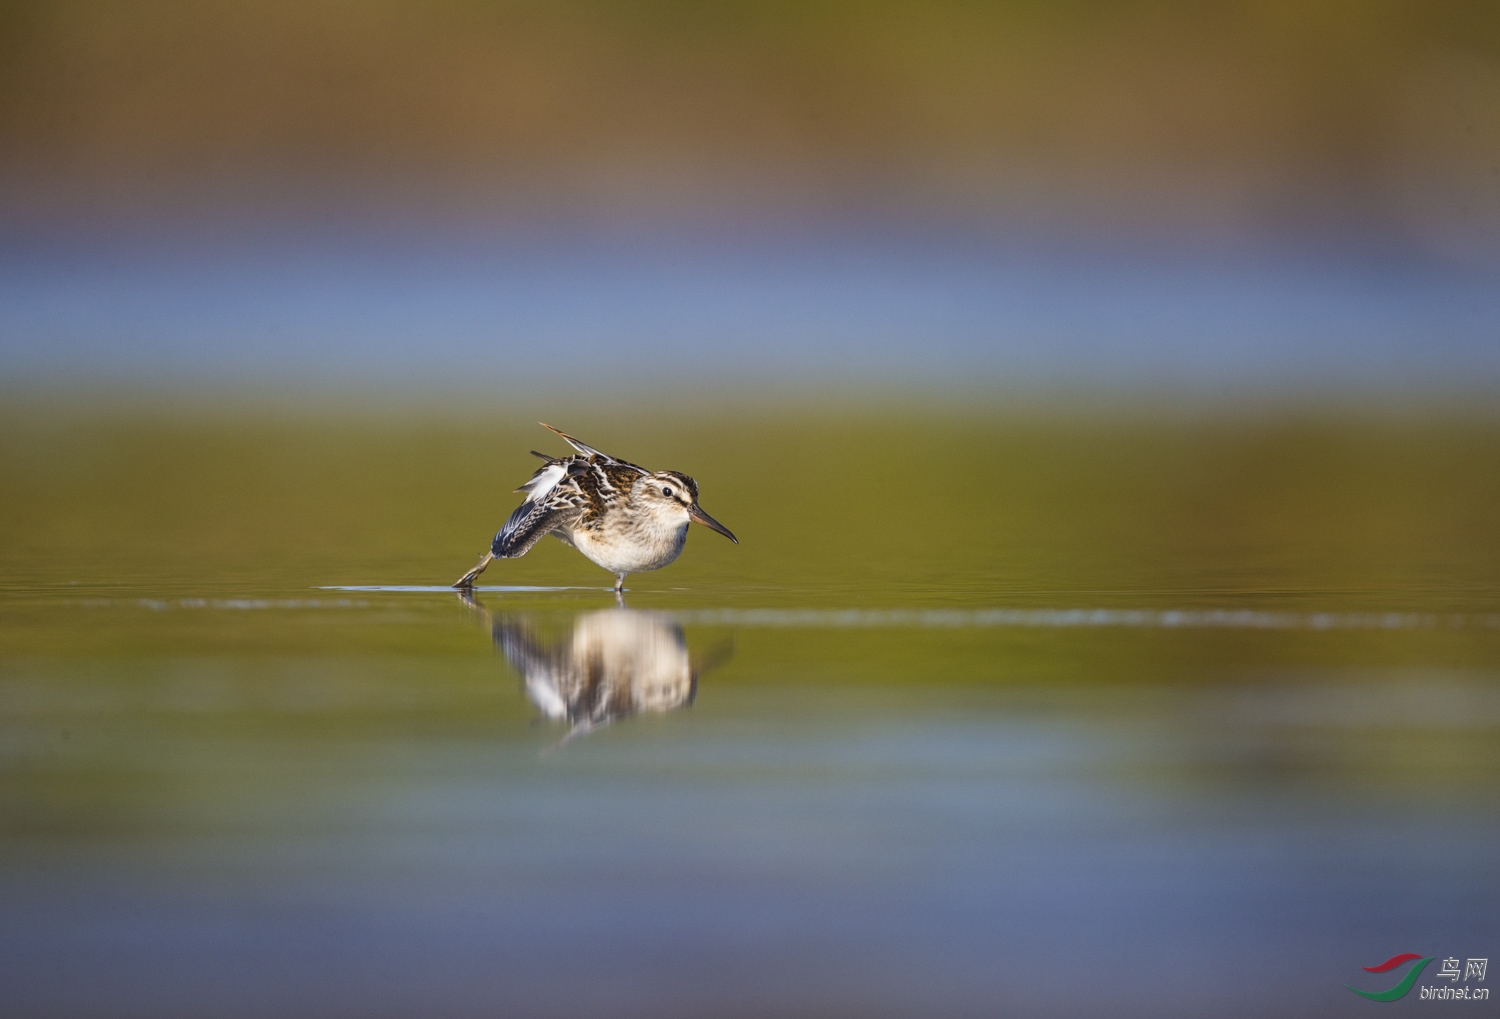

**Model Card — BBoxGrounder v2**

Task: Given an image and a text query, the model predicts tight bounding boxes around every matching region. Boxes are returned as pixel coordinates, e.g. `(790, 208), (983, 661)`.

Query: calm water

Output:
(1, 409), (1498, 1017)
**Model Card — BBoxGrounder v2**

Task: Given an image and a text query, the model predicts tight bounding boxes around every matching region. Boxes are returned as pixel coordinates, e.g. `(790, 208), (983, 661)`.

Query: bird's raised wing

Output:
(539, 423), (612, 460)
(543, 420), (654, 477)
(492, 490), (586, 558)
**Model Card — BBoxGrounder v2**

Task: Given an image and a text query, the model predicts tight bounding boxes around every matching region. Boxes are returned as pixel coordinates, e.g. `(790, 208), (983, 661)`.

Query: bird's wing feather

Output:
(492, 491), (585, 558)
(515, 460), (565, 498)
(538, 424), (655, 476)
(539, 423), (611, 460)
(515, 458), (584, 497)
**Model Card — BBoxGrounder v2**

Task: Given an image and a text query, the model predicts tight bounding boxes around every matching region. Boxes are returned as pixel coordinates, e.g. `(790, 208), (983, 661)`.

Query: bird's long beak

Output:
(689, 504), (738, 543)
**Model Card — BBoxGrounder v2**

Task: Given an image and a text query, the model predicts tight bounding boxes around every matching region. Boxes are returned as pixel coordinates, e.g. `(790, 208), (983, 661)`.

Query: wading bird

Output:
(453, 423), (737, 592)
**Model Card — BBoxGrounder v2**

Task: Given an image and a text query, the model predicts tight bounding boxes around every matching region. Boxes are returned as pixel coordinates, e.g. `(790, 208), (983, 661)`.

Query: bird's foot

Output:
(452, 551), (495, 589)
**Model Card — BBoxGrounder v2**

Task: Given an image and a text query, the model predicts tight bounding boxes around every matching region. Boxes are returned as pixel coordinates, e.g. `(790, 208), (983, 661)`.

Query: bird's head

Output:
(636, 471), (738, 543)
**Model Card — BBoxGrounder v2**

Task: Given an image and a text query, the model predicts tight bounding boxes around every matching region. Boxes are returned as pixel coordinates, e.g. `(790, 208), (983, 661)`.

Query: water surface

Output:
(1, 409), (1497, 1016)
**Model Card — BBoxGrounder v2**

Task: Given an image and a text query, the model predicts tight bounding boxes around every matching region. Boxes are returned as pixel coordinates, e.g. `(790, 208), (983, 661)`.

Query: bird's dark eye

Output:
(662, 486), (674, 498)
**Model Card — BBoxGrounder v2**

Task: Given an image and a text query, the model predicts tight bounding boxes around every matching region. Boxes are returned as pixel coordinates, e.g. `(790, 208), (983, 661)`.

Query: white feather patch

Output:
(518, 462), (566, 502)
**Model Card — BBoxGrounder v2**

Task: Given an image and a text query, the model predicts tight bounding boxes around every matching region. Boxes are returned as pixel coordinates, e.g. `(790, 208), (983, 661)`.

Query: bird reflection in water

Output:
(458, 592), (731, 741)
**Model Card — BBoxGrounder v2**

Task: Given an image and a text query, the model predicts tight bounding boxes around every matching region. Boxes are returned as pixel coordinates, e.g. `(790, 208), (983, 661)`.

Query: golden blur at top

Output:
(0, 0), (1496, 251)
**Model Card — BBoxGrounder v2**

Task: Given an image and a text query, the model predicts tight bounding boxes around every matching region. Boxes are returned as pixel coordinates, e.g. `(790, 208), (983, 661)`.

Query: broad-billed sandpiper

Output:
(453, 423), (737, 592)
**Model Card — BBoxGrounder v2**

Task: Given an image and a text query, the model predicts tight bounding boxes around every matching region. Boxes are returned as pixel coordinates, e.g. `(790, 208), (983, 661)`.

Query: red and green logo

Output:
(1348, 953), (1433, 1002)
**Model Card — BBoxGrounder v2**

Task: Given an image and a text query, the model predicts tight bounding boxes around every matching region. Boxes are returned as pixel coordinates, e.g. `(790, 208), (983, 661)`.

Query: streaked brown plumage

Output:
(453, 423), (737, 592)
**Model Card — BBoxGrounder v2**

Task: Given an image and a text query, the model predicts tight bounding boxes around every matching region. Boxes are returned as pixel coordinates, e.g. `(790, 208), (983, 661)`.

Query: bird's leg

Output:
(452, 551), (495, 589)
(614, 573), (626, 594)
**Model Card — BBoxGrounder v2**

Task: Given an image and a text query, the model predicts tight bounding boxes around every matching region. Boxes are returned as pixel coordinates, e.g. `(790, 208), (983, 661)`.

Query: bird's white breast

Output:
(567, 517), (688, 574)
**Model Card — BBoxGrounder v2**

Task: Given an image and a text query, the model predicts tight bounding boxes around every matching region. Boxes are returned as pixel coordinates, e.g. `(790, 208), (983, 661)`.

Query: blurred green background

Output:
(3, 0), (1498, 242)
